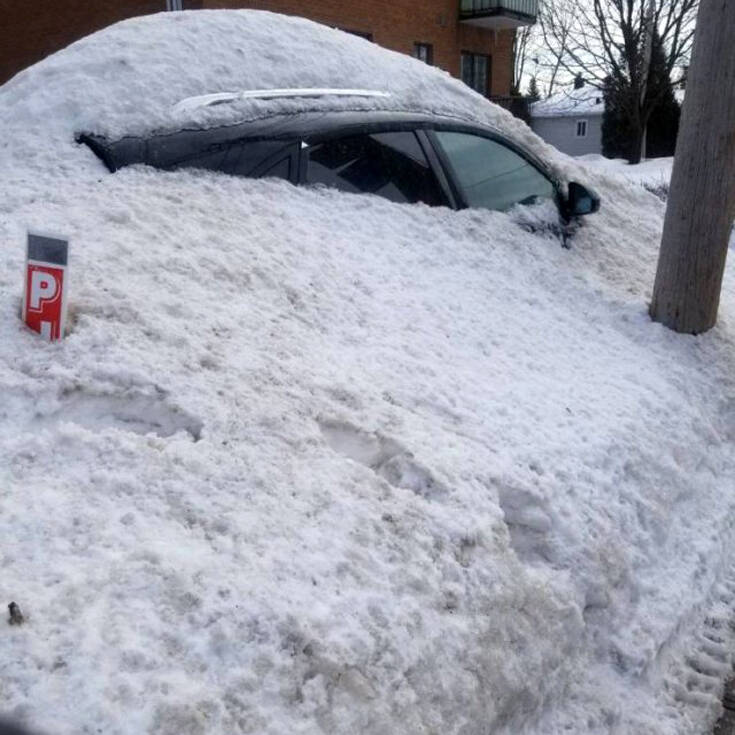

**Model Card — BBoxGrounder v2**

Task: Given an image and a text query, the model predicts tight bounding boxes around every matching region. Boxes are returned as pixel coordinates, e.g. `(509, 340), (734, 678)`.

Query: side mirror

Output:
(566, 181), (601, 217)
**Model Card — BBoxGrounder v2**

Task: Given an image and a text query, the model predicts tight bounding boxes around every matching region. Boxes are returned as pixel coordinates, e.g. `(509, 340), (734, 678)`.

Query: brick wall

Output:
(0, 0), (165, 85)
(0, 0), (515, 95)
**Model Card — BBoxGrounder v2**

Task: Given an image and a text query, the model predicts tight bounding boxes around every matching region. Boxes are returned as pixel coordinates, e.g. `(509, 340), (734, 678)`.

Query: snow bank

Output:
(578, 155), (674, 187)
(2, 10), (735, 735)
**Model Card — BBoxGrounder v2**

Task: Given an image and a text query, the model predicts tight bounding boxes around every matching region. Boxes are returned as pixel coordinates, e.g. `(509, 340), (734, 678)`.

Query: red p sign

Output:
(22, 233), (69, 341)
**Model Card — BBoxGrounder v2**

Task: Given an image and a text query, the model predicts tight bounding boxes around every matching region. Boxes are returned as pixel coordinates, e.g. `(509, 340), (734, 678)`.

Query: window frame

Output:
(340, 28), (374, 41)
(413, 43), (434, 65)
(296, 121), (563, 215)
(460, 51), (492, 97)
(576, 119), (588, 138)
(424, 126), (563, 214)
(240, 140), (301, 182)
(297, 128), (453, 208)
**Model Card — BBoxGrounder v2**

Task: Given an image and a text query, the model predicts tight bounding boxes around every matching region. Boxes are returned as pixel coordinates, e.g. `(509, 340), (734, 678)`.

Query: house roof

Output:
(530, 86), (605, 119)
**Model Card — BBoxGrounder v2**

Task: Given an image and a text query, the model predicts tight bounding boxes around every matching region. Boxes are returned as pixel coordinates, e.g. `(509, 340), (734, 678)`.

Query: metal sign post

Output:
(22, 233), (69, 341)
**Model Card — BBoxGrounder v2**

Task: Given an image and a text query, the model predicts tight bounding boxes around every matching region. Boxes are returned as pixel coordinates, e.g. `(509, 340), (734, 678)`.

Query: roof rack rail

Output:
(174, 88), (391, 114)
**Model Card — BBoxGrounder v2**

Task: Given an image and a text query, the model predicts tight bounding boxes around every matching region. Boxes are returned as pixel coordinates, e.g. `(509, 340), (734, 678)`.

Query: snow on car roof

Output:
(0, 9), (557, 166)
(173, 88), (392, 114)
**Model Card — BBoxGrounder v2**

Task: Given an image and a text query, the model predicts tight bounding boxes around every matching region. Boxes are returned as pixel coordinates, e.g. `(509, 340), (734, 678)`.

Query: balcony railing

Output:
(459, 0), (538, 28)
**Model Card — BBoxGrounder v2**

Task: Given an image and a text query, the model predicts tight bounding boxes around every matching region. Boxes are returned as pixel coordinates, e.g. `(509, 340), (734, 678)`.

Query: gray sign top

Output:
(27, 233), (68, 266)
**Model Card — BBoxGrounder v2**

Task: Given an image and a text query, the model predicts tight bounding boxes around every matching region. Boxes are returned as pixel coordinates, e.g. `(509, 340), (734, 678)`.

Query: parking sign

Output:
(22, 233), (69, 341)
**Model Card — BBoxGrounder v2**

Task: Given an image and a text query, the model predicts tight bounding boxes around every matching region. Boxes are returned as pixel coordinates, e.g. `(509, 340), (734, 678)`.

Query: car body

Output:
(79, 101), (600, 222)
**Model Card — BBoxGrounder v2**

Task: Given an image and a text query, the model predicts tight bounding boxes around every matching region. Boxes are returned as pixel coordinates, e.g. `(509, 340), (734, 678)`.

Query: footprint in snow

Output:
(319, 419), (447, 500)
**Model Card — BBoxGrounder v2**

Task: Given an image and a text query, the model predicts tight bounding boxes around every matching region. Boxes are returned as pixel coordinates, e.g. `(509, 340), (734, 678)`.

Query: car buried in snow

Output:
(9, 10), (735, 735)
(78, 89), (600, 224)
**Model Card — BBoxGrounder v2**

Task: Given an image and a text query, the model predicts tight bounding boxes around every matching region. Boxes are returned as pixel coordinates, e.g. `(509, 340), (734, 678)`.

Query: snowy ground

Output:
(577, 154), (674, 193)
(2, 10), (735, 735)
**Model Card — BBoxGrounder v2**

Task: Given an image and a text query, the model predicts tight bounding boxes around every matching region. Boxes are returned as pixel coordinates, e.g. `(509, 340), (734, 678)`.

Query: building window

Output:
(461, 52), (491, 96)
(166, 0), (183, 9)
(576, 120), (588, 138)
(413, 43), (433, 65)
(341, 28), (373, 41)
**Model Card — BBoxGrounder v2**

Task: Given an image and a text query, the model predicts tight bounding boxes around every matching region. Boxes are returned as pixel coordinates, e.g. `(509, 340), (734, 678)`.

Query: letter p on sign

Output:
(22, 233), (69, 341)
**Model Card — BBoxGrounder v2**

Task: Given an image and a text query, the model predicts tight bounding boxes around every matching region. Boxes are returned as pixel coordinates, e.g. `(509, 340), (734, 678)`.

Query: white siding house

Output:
(530, 87), (605, 157)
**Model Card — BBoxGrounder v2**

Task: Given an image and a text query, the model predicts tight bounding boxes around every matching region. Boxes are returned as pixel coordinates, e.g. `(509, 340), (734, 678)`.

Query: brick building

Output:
(0, 1), (537, 95)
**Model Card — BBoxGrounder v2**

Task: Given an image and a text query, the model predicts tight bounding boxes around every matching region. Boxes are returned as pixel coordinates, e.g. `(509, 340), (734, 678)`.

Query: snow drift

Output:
(1, 10), (735, 735)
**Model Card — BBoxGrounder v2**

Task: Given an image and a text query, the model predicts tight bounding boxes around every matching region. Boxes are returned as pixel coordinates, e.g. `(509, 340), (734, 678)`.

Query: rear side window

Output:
(305, 132), (446, 206)
(146, 135), (231, 172)
(227, 140), (296, 180)
(145, 135), (296, 181)
(435, 131), (556, 212)
(258, 155), (292, 181)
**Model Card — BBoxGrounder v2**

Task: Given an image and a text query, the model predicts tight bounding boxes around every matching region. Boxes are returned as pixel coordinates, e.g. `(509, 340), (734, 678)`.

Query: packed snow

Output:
(578, 154), (674, 191)
(1, 10), (735, 735)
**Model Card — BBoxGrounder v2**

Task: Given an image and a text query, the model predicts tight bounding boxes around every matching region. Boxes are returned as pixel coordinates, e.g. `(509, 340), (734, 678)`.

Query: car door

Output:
(299, 130), (450, 207)
(428, 129), (560, 214)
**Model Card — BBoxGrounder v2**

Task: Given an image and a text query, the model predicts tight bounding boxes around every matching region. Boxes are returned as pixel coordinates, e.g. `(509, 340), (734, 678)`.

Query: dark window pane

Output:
(414, 43), (433, 65)
(228, 140), (295, 177)
(146, 135), (296, 180)
(181, 150), (230, 171)
(306, 132), (445, 206)
(147, 134), (224, 170)
(461, 54), (474, 88)
(259, 155), (291, 180)
(461, 53), (491, 95)
(342, 28), (373, 41)
(147, 126), (250, 172)
(436, 131), (556, 211)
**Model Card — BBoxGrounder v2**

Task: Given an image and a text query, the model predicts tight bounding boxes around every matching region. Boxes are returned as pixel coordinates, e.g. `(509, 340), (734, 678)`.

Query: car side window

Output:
(147, 135), (232, 172)
(434, 131), (556, 212)
(228, 140), (296, 180)
(305, 132), (445, 206)
(257, 155), (292, 181)
(146, 136), (297, 181)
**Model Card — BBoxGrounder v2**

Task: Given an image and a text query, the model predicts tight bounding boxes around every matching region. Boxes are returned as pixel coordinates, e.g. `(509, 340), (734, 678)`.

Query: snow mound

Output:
(1, 10), (735, 735)
(0, 10), (544, 151)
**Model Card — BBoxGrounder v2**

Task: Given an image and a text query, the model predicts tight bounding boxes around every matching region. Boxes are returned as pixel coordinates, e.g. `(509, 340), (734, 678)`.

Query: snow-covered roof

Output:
(172, 88), (392, 113)
(530, 85), (605, 118)
(2, 10), (735, 735)
(0, 9), (539, 144)
(0, 8), (568, 184)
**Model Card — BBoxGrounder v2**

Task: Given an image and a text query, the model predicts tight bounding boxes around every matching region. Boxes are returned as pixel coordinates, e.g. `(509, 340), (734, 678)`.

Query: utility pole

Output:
(649, 0), (735, 334)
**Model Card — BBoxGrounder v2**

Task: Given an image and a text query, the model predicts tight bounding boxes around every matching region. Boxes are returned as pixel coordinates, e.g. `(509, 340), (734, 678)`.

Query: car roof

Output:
(173, 89), (393, 114)
(78, 108), (553, 180)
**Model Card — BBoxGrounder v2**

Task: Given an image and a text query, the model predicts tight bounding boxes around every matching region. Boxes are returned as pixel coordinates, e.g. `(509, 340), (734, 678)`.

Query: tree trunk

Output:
(638, 107), (655, 163)
(628, 123), (644, 164)
(628, 108), (644, 165)
(649, 0), (735, 334)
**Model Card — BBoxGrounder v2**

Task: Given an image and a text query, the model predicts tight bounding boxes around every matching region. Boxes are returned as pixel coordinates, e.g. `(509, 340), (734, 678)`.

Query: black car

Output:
(79, 104), (600, 221)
